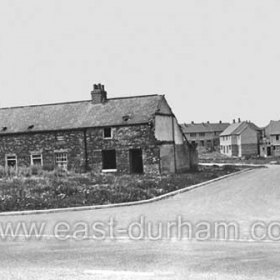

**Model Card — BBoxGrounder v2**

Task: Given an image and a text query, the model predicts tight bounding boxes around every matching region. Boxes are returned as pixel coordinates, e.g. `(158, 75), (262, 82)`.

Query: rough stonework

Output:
(0, 84), (198, 174)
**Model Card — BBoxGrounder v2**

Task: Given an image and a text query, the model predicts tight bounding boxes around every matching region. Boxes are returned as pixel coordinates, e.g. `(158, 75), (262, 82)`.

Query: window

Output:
(56, 135), (65, 142)
(190, 133), (197, 137)
(102, 150), (116, 170)
(31, 154), (43, 166)
(199, 133), (205, 137)
(104, 128), (112, 139)
(6, 155), (17, 169)
(276, 135), (279, 141)
(200, 140), (205, 146)
(55, 153), (68, 170)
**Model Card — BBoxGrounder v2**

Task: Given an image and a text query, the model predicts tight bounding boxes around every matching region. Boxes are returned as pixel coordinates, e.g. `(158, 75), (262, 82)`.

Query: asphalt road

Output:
(1, 166), (280, 279)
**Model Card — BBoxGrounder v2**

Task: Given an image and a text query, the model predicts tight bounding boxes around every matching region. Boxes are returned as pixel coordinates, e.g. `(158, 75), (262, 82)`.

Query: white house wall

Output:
(155, 115), (173, 141)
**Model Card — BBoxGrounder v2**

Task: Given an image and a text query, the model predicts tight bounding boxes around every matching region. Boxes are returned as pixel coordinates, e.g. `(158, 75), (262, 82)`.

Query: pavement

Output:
(1, 166), (280, 279)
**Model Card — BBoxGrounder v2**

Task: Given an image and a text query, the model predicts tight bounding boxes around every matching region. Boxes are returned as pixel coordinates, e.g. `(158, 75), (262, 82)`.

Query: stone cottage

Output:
(0, 84), (198, 174)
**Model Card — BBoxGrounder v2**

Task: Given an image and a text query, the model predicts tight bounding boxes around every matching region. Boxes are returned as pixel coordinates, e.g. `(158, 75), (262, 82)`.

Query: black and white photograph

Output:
(0, 0), (280, 279)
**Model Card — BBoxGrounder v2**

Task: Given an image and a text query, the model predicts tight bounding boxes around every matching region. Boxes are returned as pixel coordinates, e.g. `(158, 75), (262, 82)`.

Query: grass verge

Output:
(0, 165), (248, 212)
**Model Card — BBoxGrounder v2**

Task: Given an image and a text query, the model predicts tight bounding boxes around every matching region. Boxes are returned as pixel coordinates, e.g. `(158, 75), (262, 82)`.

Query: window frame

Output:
(30, 153), (43, 166)
(104, 127), (112, 139)
(55, 152), (68, 170)
(56, 135), (65, 142)
(5, 154), (17, 169)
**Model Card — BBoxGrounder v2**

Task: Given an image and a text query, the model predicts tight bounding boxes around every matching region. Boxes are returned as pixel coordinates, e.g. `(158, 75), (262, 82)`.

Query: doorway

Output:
(102, 150), (117, 170)
(129, 149), (143, 174)
(267, 146), (272, 156)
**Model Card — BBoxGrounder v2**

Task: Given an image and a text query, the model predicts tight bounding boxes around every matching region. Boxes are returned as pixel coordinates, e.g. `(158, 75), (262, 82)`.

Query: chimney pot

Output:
(91, 83), (107, 104)
(233, 119), (236, 123)
(238, 118), (241, 123)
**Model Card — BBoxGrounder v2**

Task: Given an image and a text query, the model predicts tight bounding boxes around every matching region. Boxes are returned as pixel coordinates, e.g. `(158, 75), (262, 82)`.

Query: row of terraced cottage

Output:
(0, 84), (198, 174)
(181, 119), (280, 158)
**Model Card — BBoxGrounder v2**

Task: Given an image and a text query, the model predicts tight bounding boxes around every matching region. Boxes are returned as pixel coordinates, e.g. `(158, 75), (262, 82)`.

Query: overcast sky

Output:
(0, 0), (279, 126)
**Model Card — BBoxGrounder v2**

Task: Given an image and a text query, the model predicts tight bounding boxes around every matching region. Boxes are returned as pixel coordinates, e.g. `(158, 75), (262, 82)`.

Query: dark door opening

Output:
(267, 146), (272, 156)
(129, 149), (144, 174)
(102, 150), (116, 170)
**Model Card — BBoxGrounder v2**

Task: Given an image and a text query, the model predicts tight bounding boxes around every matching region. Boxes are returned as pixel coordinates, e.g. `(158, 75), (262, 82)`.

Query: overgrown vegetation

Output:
(0, 165), (244, 212)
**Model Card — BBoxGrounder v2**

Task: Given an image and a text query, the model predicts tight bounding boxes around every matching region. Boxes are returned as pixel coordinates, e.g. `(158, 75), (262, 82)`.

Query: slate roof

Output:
(265, 120), (280, 135)
(220, 121), (260, 136)
(181, 122), (230, 134)
(0, 95), (163, 134)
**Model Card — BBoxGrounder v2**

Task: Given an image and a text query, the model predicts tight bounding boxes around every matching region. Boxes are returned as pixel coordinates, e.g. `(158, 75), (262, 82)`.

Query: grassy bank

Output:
(0, 165), (245, 212)
(199, 151), (280, 165)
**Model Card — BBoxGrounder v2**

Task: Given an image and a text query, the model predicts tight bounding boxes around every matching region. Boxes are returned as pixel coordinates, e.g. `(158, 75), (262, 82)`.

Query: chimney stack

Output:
(91, 83), (107, 104)
(219, 120), (222, 124)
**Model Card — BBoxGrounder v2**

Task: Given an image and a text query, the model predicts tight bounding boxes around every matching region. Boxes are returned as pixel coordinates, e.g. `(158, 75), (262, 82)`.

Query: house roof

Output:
(220, 121), (260, 136)
(265, 120), (280, 135)
(181, 122), (230, 134)
(0, 95), (164, 134)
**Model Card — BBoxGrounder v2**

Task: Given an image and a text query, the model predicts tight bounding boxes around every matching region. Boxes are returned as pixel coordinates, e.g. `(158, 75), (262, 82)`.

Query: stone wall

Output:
(0, 123), (196, 175)
(86, 124), (160, 174)
(0, 130), (86, 171)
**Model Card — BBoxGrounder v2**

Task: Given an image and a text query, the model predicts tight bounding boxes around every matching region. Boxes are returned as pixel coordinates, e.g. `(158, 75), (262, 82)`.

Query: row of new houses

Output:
(181, 119), (280, 158)
(180, 121), (230, 151)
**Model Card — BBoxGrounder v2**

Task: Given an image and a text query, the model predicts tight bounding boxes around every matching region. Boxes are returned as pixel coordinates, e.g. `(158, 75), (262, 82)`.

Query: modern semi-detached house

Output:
(220, 120), (261, 157)
(0, 84), (198, 174)
(260, 120), (280, 157)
